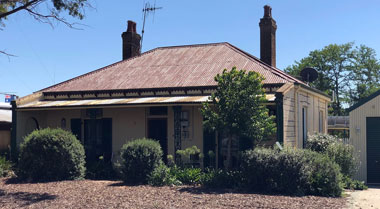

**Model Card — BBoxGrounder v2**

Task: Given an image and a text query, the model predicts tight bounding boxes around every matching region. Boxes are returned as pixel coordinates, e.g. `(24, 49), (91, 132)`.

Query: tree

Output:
(348, 45), (380, 104)
(201, 67), (276, 169)
(285, 43), (380, 115)
(0, 0), (91, 56)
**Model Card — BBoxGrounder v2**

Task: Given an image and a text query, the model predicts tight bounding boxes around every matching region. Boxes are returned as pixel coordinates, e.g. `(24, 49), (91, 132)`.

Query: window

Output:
(25, 117), (39, 135)
(181, 111), (190, 139)
(149, 107), (168, 116)
(61, 118), (67, 129)
(319, 111), (324, 133)
(302, 107), (307, 148)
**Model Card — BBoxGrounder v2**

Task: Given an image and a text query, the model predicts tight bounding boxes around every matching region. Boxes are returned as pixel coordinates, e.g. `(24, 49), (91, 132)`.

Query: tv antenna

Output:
(141, 1), (162, 51)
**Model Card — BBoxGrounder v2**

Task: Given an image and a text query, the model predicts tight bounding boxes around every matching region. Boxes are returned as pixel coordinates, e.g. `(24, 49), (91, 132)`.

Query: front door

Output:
(148, 118), (168, 163)
(367, 117), (380, 183)
(84, 118), (112, 162)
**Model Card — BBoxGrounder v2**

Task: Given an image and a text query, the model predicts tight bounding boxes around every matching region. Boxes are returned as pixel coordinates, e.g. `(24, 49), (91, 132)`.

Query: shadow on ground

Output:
(177, 186), (255, 195)
(0, 189), (57, 207)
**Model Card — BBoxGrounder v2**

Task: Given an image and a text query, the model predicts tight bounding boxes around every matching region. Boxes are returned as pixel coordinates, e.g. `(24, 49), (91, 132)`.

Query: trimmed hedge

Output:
(120, 138), (163, 184)
(18, 128), (86, 181)
(240, 147), (343, 196)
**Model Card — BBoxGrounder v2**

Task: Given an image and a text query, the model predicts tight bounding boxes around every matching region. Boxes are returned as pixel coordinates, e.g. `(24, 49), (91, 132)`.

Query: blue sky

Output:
(1, 0), (380, 100)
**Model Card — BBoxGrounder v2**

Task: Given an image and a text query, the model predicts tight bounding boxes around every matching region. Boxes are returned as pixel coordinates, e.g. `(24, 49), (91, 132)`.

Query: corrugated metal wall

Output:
(350, 94), (380, 182)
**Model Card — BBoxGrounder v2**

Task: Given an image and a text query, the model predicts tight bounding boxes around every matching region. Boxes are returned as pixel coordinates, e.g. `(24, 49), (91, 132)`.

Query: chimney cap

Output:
(264, 5), (272, 18)
(127, 20), (137, 33)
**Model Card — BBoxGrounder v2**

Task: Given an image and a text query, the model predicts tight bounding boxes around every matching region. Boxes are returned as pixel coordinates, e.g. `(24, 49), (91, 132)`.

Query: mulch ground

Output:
(0, 178), (347, 209)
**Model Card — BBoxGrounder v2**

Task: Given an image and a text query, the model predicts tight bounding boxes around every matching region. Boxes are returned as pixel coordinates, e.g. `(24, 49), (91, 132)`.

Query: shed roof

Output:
(40, 42), (305, 93)
(348, 88), (380, 112)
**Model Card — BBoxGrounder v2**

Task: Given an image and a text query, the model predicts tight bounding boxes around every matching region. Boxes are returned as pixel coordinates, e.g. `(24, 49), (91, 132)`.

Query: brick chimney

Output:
(259, 5), (277, 67)
(121, 20), (141, 60)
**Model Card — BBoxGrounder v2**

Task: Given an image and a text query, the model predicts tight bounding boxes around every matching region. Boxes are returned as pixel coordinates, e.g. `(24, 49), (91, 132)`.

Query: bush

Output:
(305, 151), (343, 196)
(86, 156), (116, 180)
(170, 166), (203, 185)
(0, 156), (12, 177)
(18, 128), (86, 181)
(326, 142), (357, 178)
(342, 175), (368, 190)
(201, 168), (242, 189)
(176, 146), (203, 167)
(120, 138), (162, 184)
(306, 133), (337, 153)
(240, 147), (343, 196)
(148, 164), (180, 186)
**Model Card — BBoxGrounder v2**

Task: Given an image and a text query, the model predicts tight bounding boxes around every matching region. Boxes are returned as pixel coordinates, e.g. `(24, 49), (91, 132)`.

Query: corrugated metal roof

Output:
(40, 43), (305, 93)
(17, 94), (276, 109)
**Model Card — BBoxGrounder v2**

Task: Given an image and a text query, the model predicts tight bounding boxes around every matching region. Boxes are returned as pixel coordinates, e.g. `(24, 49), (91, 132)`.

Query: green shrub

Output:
(342, 175), (368, 190)
(18, 128), (86, 181)
(0, 156), (12, 177)
(201, 168), (242, 189)
(176, 146), (203, 167)
(305, 151), (343, 196)
(306, 133), (337, 153)
(148, 163), (180, 186)
(240, 147), (343, 196)
(241, 148), (309, 195)
(86, 156), (116, 180)
(120, 138), (163, 184)
(170, 166), (202, 185)
(326, 142), (357, 178)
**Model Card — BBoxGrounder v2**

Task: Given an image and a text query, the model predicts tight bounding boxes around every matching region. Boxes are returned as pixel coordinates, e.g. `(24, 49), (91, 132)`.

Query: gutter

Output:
(294, 82), (331, 101)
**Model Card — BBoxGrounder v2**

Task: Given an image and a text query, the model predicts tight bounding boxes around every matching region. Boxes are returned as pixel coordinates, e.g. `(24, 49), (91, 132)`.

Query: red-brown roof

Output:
(41, 42), (305, 93)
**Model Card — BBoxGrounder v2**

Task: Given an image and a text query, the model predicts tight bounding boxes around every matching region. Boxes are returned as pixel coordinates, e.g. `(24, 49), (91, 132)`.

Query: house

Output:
(348, 89), (380, 183)
(0, 102), (12, 152)
(11, 5), (330, 167)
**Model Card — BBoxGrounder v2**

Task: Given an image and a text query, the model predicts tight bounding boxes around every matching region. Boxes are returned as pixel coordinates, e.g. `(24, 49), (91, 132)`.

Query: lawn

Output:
(0, 178), (346, 209)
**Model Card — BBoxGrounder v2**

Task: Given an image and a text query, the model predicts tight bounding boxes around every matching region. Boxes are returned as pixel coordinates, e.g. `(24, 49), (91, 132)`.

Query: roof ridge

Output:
(223, 43), (306, 84)
(38, 47), (160, 93)
(154, 42), (228, 50)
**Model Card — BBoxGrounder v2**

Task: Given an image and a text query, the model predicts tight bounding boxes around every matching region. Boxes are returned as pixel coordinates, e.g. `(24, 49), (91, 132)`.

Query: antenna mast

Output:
(141, 1), (162, 51)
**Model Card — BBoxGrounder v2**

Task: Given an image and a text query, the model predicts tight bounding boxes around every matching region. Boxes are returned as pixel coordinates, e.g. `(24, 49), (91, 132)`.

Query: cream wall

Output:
(349, 94), (380, 182)
(0, 130), (10, 151)
(282, 85), (329, 148)
(15, 105), (205, 162)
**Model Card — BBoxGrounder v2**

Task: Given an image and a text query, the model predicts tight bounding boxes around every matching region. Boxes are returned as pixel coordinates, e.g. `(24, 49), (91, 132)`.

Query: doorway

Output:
(83, 118), (112, 162)
(148, 118), (168, 163)
(366, 117), (380, 183)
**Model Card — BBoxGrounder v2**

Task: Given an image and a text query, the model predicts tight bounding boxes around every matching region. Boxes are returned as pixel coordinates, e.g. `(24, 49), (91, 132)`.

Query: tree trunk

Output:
(226, 135), (232, 170)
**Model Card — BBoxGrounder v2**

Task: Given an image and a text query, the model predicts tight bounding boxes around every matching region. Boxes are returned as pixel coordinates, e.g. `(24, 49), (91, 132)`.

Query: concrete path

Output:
(346, 186), (380, 209)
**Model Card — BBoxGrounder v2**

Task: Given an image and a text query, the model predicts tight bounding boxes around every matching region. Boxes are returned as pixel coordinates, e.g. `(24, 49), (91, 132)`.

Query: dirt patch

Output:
(0, 178), (346, 209)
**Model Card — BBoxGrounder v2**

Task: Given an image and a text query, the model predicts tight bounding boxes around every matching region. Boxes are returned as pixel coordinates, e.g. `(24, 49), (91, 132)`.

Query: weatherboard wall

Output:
(282, 85), (328, 148)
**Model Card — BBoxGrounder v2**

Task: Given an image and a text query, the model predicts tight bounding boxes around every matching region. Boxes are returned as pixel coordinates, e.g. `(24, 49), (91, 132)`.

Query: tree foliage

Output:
(0, 0), (89, 26)
(285, 43), (380, 115)
(201, 67), (276, 168)
(0, 0), (91, 56)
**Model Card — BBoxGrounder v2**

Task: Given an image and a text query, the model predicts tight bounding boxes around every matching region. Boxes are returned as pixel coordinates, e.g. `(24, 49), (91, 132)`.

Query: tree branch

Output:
(25, 7), (82, 29)
(0, 0), (40, 19)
